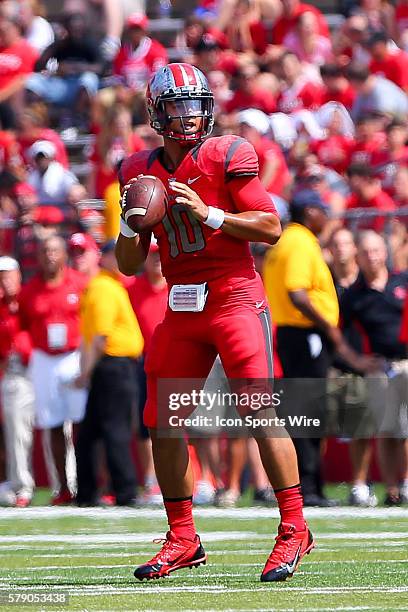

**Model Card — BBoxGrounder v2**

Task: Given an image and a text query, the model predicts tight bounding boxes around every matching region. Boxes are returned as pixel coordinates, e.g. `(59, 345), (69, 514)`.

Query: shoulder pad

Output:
(119, 150), (157, 187)
(197, 135), (258, 179)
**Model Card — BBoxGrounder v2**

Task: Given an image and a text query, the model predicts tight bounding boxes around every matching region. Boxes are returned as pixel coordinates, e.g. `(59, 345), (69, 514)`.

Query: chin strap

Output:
(162, 115), (206, 143)
(165, 130), (204, 144)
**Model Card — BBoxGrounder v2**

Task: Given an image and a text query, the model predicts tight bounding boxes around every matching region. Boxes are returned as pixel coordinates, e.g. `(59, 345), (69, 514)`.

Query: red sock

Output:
(164, 497), (196, 541)
(275, 484), (305, 531)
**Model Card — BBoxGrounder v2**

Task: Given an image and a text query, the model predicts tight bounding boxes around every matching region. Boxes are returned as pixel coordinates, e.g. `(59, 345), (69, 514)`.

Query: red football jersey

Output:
(19, 267), (87, 354)
(120, 135), (277, 286)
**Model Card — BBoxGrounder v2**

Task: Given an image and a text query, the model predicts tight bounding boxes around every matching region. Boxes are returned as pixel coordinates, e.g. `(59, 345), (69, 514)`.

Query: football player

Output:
(116, 63), (314, 582)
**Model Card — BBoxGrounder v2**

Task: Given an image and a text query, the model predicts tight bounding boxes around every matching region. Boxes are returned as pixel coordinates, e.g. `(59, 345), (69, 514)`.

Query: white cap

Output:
(269, 112), (297, 149)
(28, 140), (56, 159)
(237, 109), (271, 135)
(0, 256), (19, 271)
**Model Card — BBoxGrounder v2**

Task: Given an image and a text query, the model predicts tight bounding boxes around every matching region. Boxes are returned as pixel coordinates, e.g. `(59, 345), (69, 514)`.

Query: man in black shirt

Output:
(341, 230), (408, 505)
(329, 228), (378, 507)
(26, 13), (102, 123)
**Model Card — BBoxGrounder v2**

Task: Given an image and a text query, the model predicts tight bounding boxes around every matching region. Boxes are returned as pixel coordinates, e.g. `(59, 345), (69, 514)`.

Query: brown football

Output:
(122, 175), (167, 232)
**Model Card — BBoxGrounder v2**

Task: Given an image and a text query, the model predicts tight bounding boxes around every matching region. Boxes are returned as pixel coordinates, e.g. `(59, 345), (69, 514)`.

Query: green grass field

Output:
(0, 500), (407, 612)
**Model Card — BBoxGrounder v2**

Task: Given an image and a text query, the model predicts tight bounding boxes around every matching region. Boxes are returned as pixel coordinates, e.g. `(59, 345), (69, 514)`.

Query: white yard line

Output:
(2, 559), (407, 571)
(147, 608), (405, 612)
(155, 608), (405, 612)
(0, 585), (406, 595)
(0, 507), (407, 520)
(0, 531), (256, 544)
(0, 531), (407, 544)
(1, 546), (406, 556)
(3, 568), (407, 580)
(36, 608), (407, 612)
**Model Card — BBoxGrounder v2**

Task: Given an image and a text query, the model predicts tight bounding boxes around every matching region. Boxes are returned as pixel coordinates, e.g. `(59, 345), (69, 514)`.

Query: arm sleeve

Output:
(226, 175), (279, 214)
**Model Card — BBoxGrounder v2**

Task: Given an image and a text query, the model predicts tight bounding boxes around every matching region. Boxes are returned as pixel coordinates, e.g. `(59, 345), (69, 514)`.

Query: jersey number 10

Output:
(162, 203), (206, 257)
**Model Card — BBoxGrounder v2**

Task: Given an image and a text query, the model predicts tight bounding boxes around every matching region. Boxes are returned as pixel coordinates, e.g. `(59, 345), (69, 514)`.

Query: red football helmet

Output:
(147, 63), (214, 143)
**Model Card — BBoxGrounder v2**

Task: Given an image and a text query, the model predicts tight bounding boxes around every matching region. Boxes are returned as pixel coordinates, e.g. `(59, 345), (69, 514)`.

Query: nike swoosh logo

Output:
(255, 300), (265, 309)
(283, 544), (302, 574)
(187, 176), (201, 185)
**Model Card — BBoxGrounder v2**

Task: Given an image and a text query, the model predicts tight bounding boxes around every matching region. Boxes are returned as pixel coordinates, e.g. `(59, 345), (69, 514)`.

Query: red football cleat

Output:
(134, 531), (207, 580)
(261, 522), (315, 582)
(51, 489), (75, 506)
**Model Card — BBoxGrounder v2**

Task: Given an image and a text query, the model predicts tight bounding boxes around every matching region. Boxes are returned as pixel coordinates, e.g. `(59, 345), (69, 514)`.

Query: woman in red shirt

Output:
(87, 104), (144, 198)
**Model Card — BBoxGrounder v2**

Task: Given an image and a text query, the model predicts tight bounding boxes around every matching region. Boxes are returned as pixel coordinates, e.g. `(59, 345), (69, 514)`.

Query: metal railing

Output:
(2, 204), (408, 237)
(337, 206), (408, 236)
(2, 204), (408, 228)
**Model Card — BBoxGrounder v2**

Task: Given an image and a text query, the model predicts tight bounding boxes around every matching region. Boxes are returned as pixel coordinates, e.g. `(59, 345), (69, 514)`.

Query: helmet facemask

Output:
(148, 92), (214, 144)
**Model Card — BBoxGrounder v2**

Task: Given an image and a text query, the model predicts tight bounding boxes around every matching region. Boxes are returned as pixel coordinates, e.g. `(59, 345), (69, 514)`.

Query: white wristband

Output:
(204, 206), (225, 230)
(120, 217), (137, 238)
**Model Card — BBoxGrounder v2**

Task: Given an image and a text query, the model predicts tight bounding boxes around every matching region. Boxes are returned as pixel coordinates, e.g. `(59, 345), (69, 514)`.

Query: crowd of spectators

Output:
(0, 0), (407, 508)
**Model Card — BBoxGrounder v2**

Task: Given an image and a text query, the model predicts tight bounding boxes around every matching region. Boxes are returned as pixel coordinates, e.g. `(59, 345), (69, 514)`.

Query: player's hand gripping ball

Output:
(121, 175), (167, 232)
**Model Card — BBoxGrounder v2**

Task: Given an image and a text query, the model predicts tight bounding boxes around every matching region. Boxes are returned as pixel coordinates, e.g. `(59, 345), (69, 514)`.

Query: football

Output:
(122, 175), (167, 232)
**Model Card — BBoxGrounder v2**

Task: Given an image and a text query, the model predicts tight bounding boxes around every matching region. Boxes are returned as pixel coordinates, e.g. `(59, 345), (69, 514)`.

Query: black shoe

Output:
(75, 495), (98, 507)
(116, 498), (139, 507)
(253, 488), (276, 505)
(384, 493), (401, 506)
(303, 494), (339, 507)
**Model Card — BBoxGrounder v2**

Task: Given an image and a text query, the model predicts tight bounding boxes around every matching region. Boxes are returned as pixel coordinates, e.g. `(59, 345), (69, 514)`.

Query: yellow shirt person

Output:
(80, 243), (143, 358)
(103, 181), (121, 241)
(264, 222), (339, 328)
(262, 190), (339, 507)
(76, 239), (142, 507)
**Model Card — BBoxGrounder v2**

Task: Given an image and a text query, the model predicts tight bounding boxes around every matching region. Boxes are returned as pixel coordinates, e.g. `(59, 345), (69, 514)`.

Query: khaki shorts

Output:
(326, 369), (374, 438)
(365, 360), (408, 439)
(185, 357), (241, 437)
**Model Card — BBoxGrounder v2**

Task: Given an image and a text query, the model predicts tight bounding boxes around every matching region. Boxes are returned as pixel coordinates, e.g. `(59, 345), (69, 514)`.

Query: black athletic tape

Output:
(274, 483), (301, 493)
